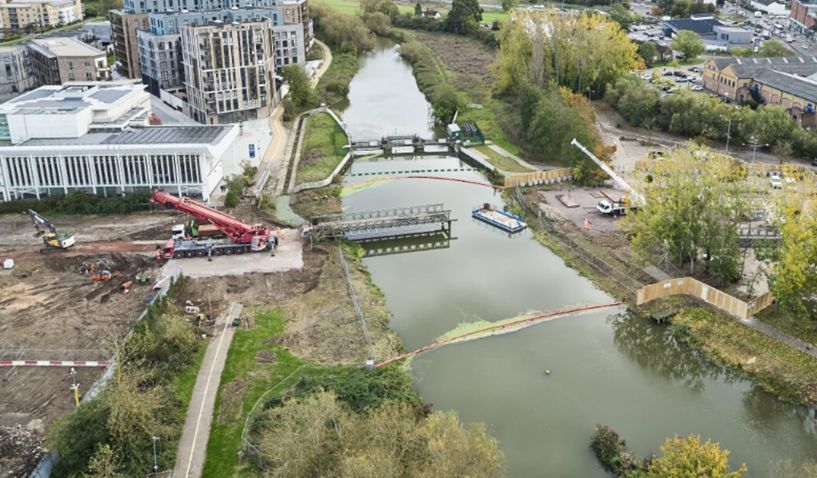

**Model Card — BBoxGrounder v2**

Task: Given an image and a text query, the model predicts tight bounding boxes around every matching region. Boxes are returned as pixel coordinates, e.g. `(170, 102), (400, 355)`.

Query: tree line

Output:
(605, 75), (817, 160)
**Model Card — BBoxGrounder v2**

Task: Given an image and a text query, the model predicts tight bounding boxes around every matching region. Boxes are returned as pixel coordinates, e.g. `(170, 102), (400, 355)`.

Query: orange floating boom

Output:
(375, 301), (624, 368)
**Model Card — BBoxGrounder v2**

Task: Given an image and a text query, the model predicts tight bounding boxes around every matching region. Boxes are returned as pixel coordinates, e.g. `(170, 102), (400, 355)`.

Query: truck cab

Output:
(597, 199), (629, 216)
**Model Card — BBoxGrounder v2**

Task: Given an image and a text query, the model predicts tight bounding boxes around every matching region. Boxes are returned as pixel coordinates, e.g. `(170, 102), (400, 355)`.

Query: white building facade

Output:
(0, 81), (237, 202)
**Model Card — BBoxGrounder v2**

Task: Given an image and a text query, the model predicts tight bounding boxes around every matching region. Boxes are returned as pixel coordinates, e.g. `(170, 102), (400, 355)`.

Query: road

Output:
(173, 302), (243, 478)
(253, 39), (332, 196)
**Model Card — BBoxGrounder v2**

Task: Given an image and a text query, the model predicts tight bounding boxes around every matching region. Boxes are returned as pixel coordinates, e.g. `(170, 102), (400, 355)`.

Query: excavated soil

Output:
(0, 253), (158, 434)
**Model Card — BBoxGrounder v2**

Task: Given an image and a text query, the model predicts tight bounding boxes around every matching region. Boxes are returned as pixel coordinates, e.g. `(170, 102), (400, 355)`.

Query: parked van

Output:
(754, 10), (762, 17)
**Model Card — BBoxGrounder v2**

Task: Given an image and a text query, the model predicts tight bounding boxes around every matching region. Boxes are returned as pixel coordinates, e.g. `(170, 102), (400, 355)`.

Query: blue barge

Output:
(472, 204), (527, 233)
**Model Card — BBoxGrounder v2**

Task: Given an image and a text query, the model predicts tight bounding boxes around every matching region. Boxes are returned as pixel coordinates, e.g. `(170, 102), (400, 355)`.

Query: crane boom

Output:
(27, 209), (57, 234)
(570, 138), (645, 205)
(149, 190), (270, 246)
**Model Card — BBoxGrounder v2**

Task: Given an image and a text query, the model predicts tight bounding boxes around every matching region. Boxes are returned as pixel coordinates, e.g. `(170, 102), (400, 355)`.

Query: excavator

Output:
(150, 190), (271, 260)
(26, 209), (76, 251)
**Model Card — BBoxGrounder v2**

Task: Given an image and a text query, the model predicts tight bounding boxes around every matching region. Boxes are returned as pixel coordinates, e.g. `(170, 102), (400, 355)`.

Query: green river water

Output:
(339, 44), (817, 477)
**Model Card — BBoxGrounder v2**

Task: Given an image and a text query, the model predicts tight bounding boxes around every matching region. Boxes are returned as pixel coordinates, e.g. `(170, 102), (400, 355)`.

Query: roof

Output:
(753, 69), (817, 103)
(714, 26), (750, 33)
(29, 37), (103, 58)
(709, 55), (817, 74)
(101, 126), (232, 145)
(17, 126), (233, 147)
(729, 57), (817, 77)
(665, 17), (723, 35)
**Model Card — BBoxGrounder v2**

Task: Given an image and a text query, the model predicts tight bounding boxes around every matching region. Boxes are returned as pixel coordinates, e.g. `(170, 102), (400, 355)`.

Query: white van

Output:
(755, 10), (762, 17)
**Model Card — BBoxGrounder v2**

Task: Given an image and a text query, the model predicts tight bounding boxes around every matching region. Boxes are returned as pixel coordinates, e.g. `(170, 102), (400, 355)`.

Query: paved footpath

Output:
(174, 302), (243, 478)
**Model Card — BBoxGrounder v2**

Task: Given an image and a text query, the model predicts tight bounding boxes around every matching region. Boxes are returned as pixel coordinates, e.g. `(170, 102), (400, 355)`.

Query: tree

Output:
(605, 75), (660, 126)
(281, 64), (316, 108)
(671, 0), (691, 17)
(255, 391), (502, 478)
(758, 39), (794, 57)
(444, 0), (482, 34)
(430, 83), (461, 125)
(639, 41), (659, 67)
(415, 1), (422, 15)
(767, 197), (817, 319)
(625, 146), (751, 283)
(609, 2), (636, 31)
(645, 435), (747, 477)
(672, 30), (705, 59)
(494, 11), (638, 95)
(501, 0), (517, 12)
(84, 444), (124, 478)
(365, 11), (391, 35)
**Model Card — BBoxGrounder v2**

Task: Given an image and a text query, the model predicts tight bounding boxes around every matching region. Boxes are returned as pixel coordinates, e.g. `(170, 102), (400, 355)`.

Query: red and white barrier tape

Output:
(0, 360), (109, 367)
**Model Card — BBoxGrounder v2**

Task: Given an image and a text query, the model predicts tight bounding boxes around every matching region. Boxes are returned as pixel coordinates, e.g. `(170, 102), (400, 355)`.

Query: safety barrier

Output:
(636, 277), (774, 320)
(503, 168), (573, 188)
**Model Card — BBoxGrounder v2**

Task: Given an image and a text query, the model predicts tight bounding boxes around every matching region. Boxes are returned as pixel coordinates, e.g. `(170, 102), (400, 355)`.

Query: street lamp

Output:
(743, 139), (769, 162)
(723, 116), (733, 154)
(151, 436), (160, 473)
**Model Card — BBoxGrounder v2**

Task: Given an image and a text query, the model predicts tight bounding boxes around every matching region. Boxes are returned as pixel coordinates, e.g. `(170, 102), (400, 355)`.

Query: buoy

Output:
(545, 370), (551, 376)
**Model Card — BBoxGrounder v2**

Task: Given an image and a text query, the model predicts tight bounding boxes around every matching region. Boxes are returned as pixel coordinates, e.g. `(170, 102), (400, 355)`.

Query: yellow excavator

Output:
(26, 209), (75, 250)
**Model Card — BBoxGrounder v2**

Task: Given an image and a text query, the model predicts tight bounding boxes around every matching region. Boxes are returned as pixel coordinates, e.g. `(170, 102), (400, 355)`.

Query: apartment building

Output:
(0, 81), (238, 201)
(112, 0), (311, 82)
(0, 46), (35, 98)
(137, 29), (183, 95)
(0, 0), (81, 30)
(109, 10), (148, 79)
(28, 37), (110, 85)
(181, 19), (276, 124)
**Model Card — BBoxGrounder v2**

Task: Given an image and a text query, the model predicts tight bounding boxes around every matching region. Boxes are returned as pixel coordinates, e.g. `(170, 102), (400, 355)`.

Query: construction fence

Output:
(636, 277), (774, 320)
(504, 168), (573, 188)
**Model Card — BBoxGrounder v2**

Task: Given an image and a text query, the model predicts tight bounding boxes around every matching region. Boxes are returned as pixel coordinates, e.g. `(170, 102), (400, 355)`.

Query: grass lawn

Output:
(313, 0), (415, 15)
(675, 307), (817, 405)
(481, 10), (508, 23)
(296, 112), (348, 185)
(755, 307), (817, 345)
(472, 144), (532, 173)
(201, 308), (306, 478)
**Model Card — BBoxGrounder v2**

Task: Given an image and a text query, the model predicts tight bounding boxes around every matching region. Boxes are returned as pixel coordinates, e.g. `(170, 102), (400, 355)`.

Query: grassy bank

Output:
(296, 113), (349, 185)
(316, 51), (359, 107)
(398, 30), (522, 161)
(674, 307), (817, 405)
(201, 308), (305, 477)
(471, 144), (531, 173)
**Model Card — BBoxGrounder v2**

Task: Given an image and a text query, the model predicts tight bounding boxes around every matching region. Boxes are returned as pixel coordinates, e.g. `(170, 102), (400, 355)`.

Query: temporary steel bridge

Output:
(310, 204), (453, 241)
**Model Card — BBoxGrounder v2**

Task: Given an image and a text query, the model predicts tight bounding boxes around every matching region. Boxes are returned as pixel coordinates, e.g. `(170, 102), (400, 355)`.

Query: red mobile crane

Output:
(150, 190), (271, 259)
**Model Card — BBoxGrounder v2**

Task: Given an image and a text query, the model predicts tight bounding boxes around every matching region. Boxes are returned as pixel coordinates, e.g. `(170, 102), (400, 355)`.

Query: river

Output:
(340, 43), (817, 476)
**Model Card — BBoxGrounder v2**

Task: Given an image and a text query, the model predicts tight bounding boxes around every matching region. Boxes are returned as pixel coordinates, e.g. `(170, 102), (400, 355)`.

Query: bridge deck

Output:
(311, 204), (452, 240)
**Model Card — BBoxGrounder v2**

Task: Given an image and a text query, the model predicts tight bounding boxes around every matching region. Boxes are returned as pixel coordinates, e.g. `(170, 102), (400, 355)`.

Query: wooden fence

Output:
(636, 277), (774, 320)
(504, 168), (573, 188)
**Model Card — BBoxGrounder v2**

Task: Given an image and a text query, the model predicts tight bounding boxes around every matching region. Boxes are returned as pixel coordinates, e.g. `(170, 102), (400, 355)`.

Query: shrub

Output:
(592, 425), (626, 471)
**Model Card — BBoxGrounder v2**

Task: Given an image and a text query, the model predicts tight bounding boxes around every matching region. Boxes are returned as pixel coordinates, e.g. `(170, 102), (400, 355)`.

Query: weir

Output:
(350, 135), (455, 156)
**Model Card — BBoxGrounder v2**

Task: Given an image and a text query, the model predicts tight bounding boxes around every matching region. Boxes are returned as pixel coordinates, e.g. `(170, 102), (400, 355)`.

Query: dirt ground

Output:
(177, 243), (400, 365)
(0, 211), (179, 247)
(0, 253), (159, 430)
